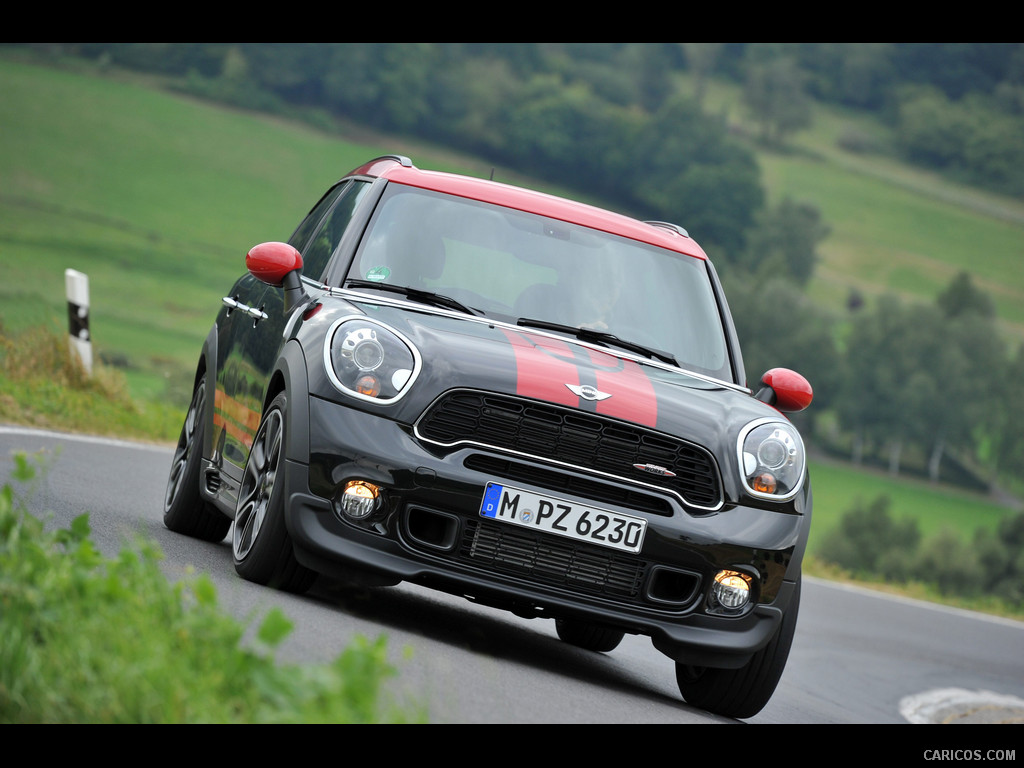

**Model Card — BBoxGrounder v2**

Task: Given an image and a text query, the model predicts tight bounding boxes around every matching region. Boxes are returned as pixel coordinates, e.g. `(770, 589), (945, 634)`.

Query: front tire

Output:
(675, 578), (801, 719)
(232, 392), (316, 593)
(163, 379), (231, 542)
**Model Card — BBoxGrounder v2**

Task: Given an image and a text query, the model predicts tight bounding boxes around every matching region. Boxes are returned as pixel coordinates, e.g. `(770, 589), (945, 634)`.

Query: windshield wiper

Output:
(344, 279), (480, 316)
(516, 317), (679, 367)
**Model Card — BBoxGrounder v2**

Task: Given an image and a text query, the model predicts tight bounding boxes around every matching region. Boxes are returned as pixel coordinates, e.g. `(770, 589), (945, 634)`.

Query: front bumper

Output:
(285, 395), (808, 668)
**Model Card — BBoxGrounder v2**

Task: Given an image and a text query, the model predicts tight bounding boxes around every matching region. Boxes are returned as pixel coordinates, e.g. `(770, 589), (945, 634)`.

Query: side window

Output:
(291, 181), (370, 283)
(288, 184), (347, 260)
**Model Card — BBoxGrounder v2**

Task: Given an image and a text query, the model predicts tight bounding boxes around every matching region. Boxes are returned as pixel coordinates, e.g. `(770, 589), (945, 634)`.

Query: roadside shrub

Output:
(817, 495), (920, 578)
(0, 323), (181, 442)
(0, 453), (420, 724)
(910, 528), (985, 596)
(973, 512), (1024, 604)
(818, 495), (1024, 611)
(0, 322), (120, 397)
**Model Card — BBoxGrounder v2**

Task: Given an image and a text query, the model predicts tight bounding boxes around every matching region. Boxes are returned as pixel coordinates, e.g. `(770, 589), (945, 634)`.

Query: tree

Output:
(741, 197), (829, 286)
(622, 43), (674, 112)
(838, 274), (1007, 483)
(974, 512), (1024, 605)
(499, 74), (600, 174)
(680, 43), (723, 109)
(742, 53), (813, 145)
(937, 271), (996, 320)
(832, 43), (895, 110)
(962, 109), (1024, 196)
(895, 86), (973, 168)
(982, 342), (1024, 484)
(724, 277), (841, 417)
(631, 95), (764, 256)
(818, 495), (920, 578)
(928, 274), (1007, 482)
(912, 528), (984, 596)
(837, 295), (917, 470)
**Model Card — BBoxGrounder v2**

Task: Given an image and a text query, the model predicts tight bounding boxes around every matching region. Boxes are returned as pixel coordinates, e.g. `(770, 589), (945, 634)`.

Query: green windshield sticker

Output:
(366, 265), (391, 282)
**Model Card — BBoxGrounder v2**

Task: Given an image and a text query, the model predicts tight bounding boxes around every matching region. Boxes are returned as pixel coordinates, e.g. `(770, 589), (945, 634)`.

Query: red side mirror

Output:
(246, 242), (303, 286)
(757, 368), (813, 413)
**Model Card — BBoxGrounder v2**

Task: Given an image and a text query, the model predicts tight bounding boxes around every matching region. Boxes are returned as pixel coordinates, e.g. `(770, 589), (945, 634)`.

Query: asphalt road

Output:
(3, 425), (1024, 727)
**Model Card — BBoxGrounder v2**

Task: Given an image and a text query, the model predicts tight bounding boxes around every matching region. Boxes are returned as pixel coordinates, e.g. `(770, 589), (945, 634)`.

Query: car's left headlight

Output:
(324, 316), (421, 403)
(737, 418), (806, 501)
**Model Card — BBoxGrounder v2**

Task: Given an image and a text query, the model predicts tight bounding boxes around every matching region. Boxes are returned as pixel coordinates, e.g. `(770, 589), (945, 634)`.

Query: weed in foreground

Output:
(0, 452), (422, 724)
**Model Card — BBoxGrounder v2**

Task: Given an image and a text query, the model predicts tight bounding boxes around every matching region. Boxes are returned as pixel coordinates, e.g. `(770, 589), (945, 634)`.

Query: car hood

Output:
(335, 298), (780, 445)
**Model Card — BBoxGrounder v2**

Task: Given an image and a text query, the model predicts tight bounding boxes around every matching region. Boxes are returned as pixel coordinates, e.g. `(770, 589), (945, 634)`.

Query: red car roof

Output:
(348, 157), (708, 261)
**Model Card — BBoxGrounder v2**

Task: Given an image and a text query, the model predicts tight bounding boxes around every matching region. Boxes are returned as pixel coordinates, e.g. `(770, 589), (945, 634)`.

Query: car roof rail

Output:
(645, 220), (690, 238)
(347, 155), (415, 180)
(375, 154), (413, 167)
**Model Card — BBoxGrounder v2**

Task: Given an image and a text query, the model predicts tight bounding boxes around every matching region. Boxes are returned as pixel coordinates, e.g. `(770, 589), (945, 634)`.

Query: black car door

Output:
(214, 273), (277, 483)
(213, 178), (375, 493)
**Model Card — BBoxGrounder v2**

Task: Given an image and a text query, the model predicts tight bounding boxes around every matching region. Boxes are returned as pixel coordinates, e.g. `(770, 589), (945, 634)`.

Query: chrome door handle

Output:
(222, 296), (268, 321)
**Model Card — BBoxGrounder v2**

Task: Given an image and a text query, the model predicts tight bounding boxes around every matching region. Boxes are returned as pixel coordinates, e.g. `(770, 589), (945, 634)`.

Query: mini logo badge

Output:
(633, 463), (677, 477)
(566, 383), (612, 401)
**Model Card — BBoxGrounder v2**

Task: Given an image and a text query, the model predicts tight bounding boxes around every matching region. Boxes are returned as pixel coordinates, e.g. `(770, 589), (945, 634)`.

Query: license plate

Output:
(480, 482), (646, 554)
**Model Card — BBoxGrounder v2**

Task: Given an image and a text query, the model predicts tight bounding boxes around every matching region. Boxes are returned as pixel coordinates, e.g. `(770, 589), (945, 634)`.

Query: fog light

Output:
(339, 481), (381, 520)
(712, 570), (753, 610)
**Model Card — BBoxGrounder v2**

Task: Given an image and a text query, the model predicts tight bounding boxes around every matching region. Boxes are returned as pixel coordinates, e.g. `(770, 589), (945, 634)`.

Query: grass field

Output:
(1, 53), (1022, 584)
(805, 457), (1012, 551)
(699, 78), (1024, 344)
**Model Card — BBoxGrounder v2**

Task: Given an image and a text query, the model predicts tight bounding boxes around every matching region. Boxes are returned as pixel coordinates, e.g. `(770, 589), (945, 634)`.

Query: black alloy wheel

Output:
(232, 392), (316, 593)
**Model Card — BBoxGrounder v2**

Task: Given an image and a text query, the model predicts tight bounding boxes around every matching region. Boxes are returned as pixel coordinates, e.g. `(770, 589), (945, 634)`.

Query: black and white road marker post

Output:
(65, 268), (92, 376)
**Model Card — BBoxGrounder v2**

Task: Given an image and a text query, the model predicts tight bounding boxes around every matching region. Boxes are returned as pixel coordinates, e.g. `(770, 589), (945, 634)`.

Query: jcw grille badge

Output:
(566, 383), (611, 401)
(634, 463), (677, 477)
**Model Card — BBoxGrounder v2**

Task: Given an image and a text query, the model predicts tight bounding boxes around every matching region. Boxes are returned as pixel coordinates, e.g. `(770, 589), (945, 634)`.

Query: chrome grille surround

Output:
(414, 389), (724, 513)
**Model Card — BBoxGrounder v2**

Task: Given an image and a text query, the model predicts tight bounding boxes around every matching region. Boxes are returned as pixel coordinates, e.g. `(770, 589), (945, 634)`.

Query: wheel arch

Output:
(782, 482), (813, 585)
(197, 324), (216, 461)
(265, 339), (311, 465)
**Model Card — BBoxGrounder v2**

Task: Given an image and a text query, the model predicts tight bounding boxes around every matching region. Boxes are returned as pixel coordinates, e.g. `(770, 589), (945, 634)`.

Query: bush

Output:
(0, 453), (421, 724)
(818, 495), (1024, 611)
(911, 528), (985, 596)
(0, 323), (182, 442)
(973, 512), (1024, 604)
(817, 495), (920, 578)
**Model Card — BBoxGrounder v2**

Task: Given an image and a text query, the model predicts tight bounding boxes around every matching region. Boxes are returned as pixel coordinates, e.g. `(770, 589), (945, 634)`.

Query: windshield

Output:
(346, 184), (732, 381)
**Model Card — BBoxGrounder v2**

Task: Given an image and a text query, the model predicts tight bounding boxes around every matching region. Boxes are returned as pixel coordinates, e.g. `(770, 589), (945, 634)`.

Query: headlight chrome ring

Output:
(323, 315), (421, 403)
(737, 418), (806, 501)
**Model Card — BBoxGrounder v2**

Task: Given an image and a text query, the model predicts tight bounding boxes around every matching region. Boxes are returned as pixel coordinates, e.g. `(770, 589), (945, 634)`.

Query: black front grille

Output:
(417, 390), (722, 509)
(401, 507), (703, 611)
(462, 518), (648, 600)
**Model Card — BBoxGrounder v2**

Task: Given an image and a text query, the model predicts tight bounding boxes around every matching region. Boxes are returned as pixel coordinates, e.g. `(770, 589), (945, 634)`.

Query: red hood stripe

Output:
(501, 328), (658, 427)
(587, 347), (658, 427)
(501, 328), (579, 406)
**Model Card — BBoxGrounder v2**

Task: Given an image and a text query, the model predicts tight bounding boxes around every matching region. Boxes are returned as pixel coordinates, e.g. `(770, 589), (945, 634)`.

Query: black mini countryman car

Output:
(164, 155), (814, 719)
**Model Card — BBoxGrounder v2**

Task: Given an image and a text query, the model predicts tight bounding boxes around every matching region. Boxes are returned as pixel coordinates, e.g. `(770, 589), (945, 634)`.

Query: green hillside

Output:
(0, 59), (583, 402)
(3, 56), (1023, 404)
(698, 78), (1024, 343)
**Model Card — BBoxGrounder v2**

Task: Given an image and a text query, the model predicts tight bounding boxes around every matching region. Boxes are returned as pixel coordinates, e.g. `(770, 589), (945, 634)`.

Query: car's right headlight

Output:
(323, 316), (421, 403)
(737, 418), (806, 501)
